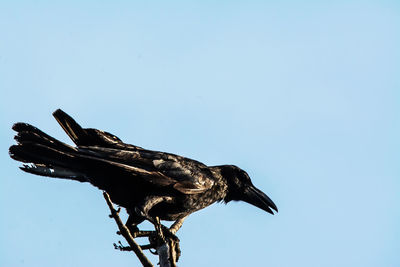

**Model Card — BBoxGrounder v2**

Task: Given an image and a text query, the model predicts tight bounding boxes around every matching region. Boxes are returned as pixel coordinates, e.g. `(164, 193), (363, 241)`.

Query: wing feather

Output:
(77, 146), (214, 193)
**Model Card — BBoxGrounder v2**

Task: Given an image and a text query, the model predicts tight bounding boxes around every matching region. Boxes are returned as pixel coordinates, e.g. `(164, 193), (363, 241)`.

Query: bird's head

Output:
(221, 165), (278, 215)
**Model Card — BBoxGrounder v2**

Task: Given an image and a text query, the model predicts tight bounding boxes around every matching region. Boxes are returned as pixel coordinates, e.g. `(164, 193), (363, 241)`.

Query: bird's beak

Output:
(243, 185), (278, 214)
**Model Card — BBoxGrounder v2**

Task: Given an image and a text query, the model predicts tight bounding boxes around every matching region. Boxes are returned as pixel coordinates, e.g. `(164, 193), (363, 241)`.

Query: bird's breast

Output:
(150, 182), (228, 221)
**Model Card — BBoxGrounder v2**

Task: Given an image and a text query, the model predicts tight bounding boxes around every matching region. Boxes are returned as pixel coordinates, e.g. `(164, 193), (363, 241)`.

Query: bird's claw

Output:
(162, 225), (180, 242)
(126, 224), (140, 236)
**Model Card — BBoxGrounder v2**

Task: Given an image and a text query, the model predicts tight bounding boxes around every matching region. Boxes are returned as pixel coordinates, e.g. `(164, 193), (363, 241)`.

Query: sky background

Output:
(0, 1), (399, 266)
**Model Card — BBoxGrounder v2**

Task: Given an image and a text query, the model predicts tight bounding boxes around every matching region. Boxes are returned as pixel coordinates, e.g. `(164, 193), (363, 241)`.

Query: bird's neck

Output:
(209, 166), (231, 203)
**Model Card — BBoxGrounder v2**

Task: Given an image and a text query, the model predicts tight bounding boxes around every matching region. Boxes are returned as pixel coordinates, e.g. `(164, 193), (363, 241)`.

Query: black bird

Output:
(9, 109), (277, 233)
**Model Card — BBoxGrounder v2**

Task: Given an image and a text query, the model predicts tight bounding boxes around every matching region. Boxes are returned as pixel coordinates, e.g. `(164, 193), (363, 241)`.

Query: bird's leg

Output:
(149, 215), (187, 241)
(154, 216), (164, 240)
(152, 216), (181, 265)
(149, 215), (186, 245)
(169, 215), (188, 235)
(134, 196), (182, 264)
(125, 215), (139, 234)
(125, 214), (152, 238)
(162, 216), (186, 263)
(135, 195), (180, 241)
(135, 195), (174, 226)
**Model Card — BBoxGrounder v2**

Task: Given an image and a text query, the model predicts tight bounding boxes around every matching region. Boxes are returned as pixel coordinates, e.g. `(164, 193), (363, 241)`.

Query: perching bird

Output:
(9, 109), (277, 233)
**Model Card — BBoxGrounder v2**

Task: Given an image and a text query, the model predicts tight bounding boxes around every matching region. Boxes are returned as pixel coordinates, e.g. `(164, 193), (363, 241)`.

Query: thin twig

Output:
(103, 192), (153, 267)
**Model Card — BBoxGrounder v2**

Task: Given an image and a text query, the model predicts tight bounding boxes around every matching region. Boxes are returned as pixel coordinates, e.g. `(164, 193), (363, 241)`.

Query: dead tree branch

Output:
(103, 191), (179, 267)
(103, 192), (153, 267)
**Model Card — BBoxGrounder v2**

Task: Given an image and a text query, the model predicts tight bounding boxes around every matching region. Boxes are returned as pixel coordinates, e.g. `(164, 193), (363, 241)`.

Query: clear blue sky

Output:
(1, 1), (399, 266)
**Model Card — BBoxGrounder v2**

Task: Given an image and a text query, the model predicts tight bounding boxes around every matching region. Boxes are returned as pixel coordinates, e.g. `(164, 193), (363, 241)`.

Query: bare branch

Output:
(158, 243), (172, 267)
(103, 191), (180, 267)
(103, 192), (153, 267)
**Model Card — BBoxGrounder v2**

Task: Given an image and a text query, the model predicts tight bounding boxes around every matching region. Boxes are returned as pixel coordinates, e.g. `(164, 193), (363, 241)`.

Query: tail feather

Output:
(52, 109), (124, 148)
(20, 164), (87, 182)
(14, 129), (76, 153)
(10, 142), (75, 167)
(13, 122), (58, 142)
(10, 122), (85, 182)
(10, 109), (145, 187)
(9, 142), (87, 182)
(52, 109), (89, 146)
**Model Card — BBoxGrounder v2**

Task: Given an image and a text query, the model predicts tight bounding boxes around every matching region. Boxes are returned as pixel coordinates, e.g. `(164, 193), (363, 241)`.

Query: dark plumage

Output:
(9, 109), (277, 231)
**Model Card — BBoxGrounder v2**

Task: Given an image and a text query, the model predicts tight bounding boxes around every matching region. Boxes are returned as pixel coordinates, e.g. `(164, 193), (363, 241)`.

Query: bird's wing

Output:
(78, 146), (215, 194)
(152, 153), (215, 194)
(52, 109), (214, 194)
